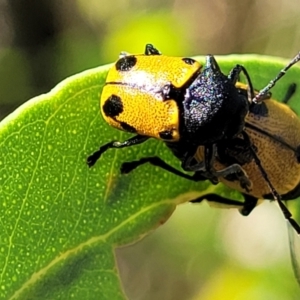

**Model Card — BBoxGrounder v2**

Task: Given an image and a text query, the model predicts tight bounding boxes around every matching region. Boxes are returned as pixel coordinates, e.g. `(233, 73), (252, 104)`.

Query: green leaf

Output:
(1, 54), (300, 300)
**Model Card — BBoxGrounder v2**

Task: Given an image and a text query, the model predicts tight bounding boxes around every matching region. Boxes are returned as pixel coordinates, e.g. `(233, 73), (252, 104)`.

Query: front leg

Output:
(182, 145), (252, 192)
(120, 156), (208, 182)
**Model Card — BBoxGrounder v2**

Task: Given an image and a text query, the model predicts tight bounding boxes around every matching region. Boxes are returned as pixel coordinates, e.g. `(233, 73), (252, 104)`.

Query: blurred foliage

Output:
(1, 0), (300, 117)
(1, 0), (300, 299)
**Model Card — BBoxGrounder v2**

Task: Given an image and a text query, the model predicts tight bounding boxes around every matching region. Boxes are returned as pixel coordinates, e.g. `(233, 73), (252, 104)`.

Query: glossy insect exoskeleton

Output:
(88, 44), (251, 188)
(87, 44), (300, 282)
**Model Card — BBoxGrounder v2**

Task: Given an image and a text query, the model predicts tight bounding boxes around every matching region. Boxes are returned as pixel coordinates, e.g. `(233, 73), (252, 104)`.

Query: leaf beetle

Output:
(88, 44), (300, 284)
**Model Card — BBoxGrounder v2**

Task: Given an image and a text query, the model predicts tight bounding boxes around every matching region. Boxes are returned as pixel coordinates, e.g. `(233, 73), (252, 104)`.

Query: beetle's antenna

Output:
(250, 144), (300, 234)
(253, 52), (300, 103)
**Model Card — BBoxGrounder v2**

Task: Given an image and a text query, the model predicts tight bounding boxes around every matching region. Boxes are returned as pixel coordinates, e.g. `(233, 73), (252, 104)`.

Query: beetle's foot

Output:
(120, 161), (137, 174)
(237, 170), (252, 192)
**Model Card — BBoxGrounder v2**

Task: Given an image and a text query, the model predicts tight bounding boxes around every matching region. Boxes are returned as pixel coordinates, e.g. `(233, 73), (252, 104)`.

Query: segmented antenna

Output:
(253, 52), (300, 103)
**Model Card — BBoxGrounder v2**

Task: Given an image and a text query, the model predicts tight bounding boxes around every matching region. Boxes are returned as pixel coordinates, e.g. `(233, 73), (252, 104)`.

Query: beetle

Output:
(87, 44), (300, 282)
(88, 44), (300, 227)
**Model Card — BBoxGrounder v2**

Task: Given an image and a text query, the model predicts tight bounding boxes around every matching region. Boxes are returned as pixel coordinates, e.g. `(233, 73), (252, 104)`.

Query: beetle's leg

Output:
(239, 194), (259, 215)
(120, 156), (207, 182)
(181, 146), (219, 184)
(202, 145), (251, 189)
(211, 164), (251, 192)
(228, 64), (255, 100)
(182, 145), (252, 192)
(87, 135), (149, 167)
(145, 44), (161, 55)
(190, 193), (258, 215)
(204, 144), (216, 174)
(282, 83), (297, 103)
(228, 65), (272, 101)
(190, 193), (244, 208)
(120, 154), (257, 215)
(203, 145), (219, 184)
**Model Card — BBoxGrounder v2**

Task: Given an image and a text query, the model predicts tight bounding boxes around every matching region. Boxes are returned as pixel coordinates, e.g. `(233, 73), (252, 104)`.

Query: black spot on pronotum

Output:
(102, 95), (123, 118)
(159, 130), (174, 140)
(116, 56), (137, 71)
(120, 122), (137, 133)
(182, 58), (196, 65)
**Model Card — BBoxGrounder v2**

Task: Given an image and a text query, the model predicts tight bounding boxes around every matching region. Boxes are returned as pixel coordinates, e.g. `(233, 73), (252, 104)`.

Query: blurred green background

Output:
(1, 0), (300, 299)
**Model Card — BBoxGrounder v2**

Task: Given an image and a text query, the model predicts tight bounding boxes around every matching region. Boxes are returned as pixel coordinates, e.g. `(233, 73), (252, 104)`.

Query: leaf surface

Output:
(1, 54), (300, 299)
